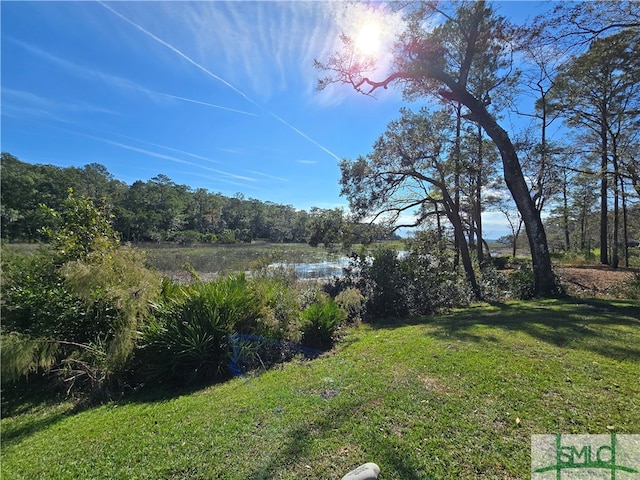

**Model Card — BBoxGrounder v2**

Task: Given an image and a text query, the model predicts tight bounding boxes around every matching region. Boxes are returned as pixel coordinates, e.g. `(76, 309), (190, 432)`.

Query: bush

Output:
(335, 287), (365, 324)
(403, 236), (472, 315)
(300, 294), (346, 350)
(490, 256), (510, 270)
(0, 333), (58, 385)
(61, 246), (162, 371)
(508, 266), (535, 300)
(1, 247), (94, 342)
(620, 272), (640, 300)
(142, 275), (261, 385)
(368, 248), (409, 318)
(170, 230), (203, 245)
(341, 235), (474, 320)
(1, 192), (161, 398)
(479, 264), (510, 301)
(250, 276), (303, 342)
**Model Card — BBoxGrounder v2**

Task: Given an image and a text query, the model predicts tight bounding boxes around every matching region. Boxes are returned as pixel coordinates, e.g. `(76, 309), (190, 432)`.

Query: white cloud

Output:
(7, 36), (257, 117)
(164, 2), (405, 107)
(482, 211), (514, 239)
(248, 170), (288, 183)
(2, 88), (118, 120)
(100, 2), (343, 163)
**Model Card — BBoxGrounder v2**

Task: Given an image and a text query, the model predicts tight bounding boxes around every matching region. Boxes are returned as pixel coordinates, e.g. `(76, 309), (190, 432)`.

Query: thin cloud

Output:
(298, 160), (318, 165)
(175, 170), (262, 191)
(7, 36), (255, 117)
(99, 1), (342, 162)
(248, 170), (289, 183)
(98, 1), (259, 109)
(269, 112), (341, 162)
(115, 134), (221, 165)
(158, 93), (257, 117)
(70, 132), (259, 184)
(2, 87), (118, 119)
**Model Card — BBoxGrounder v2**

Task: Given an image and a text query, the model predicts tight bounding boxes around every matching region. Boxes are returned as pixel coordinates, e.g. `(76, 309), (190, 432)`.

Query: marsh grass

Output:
(2, 298), (639, 479)
(141, 242), (347, 276)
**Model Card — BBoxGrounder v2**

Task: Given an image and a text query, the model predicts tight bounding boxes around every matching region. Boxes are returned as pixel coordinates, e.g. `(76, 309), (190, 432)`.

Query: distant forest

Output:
(1, 153), (395, 246)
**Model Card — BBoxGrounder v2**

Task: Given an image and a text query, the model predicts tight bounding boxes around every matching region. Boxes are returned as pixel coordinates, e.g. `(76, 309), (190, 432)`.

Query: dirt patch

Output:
(557, 265), (636, 297)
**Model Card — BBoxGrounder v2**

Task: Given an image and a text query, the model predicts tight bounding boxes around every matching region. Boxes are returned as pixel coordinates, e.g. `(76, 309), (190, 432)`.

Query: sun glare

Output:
(355, 22), (382, 57)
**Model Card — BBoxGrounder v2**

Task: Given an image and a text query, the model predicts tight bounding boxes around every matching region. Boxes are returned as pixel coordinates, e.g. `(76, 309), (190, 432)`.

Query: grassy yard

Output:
(2, 298), (639, 479)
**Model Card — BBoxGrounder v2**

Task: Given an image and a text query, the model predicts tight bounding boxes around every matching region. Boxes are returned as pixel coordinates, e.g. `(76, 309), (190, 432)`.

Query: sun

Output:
(354, 22), (382, 57)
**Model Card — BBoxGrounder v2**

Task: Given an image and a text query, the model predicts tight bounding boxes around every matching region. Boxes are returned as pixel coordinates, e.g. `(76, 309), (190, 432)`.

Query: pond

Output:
(141, 242), (354, 280)
(269, 257), (351, 279)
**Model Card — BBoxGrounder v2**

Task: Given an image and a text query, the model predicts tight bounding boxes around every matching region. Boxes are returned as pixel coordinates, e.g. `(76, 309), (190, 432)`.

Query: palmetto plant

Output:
(300, 295), (346, 350)
(143, 274), (262, 384)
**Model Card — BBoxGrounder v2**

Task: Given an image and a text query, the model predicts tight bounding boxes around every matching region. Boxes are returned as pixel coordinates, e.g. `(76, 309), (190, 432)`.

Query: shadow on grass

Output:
(246, 393), (426, 480)
(370, 298), (640, 362)
(0, 380), (84, 445)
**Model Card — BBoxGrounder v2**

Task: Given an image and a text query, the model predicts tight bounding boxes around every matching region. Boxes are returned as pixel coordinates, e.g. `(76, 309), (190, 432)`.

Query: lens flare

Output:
(355, 22), (381, 56)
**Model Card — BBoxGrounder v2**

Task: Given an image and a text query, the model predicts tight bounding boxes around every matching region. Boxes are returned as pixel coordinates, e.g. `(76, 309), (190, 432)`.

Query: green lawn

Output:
(2, 298), (639, 479)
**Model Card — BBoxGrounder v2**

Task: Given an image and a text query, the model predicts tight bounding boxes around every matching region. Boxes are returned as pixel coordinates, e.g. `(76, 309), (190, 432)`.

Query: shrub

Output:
(61, 246), (162, 371)
(0, 333), (58, 385)
(1, 247), (93, 342)
(491, 256), (510, 270)
(620, 272), (640, 300)
(142, 275), (261, 385)
(508, 266), (535, 300)
(250, 276), (302, 342)
(40, 189), (120, 264)
(404, 247), (472, 315)
(300, 294), (346, 350)
(170, 230), (203, 245)
(370, 248), (409, 317)
(217, 229), (236, 244)
(1, 192), (161, 398)
(479, 264), (510, 301)
(335, 287), (365, 324)
(341, 236), (474, 320)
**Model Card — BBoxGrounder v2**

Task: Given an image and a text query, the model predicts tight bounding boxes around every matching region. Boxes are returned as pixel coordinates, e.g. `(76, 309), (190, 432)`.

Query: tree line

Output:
(316, 0), (640, 297)
(0, 152), (394, 246)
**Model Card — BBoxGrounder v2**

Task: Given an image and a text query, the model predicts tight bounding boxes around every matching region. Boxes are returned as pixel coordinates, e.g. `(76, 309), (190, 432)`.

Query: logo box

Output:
(532, 434), (640, 479)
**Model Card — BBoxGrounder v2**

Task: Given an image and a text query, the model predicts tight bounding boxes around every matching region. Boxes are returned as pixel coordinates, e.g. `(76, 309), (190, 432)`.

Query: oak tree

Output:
(317, 0), (559, 296)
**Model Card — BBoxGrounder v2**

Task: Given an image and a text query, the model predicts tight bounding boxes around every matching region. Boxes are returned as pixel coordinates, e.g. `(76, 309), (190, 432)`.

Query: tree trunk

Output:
(621, 175), (629, 268)
(476, 124), (484, 263)
(562, 173), (571, 250)
(612, 156), (619, 269)
(580, 195), (588, 252)
(441, 188), (481, 299)
(456, 90), (557, 296)
(453, 103), (463, 269)
(600, 122), (609, 265)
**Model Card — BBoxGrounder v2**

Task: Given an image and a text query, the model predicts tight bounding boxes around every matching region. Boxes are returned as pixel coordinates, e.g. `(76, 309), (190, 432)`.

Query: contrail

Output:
(98, 1), (342, 162)
(65, 127), (259, 183)
(159, 93), (258, 117)
(118, 135), (222, 164)
(270, 112), (341, 162)
(102, 139), (258, 182)
(249, 170), (289, 183)
(9, 36), (256, 117)
(98, 1), (260, 108)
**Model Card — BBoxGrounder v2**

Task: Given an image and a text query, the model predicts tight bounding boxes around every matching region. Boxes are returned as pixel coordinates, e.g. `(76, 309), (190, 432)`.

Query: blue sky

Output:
(2, 1), (551, 237)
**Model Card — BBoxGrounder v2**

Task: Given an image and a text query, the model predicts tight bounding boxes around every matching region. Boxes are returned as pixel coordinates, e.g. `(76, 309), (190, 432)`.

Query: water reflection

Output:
(269, 257), (350, 279)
